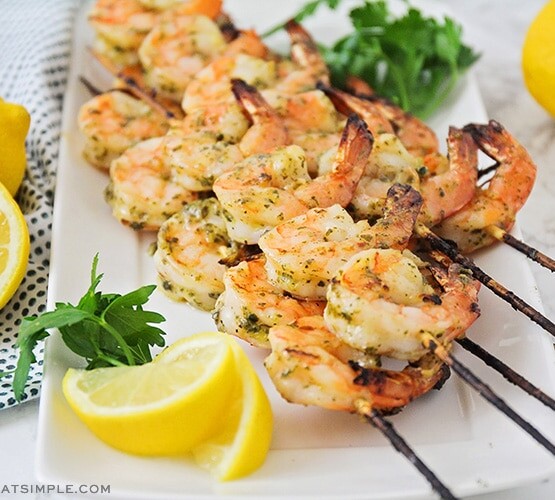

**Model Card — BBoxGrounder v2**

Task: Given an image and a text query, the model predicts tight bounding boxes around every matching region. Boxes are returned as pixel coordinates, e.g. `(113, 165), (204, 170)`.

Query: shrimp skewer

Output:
(416, 224), (555, 337)
(318, 83), (439, 158)
(213, 113), (373, 244)
(213, 257), (326, 347)
(153, 198), (234, 311)
(78, 89), (170, 170)
(138, 12), (228, 101)
(434, 120), (537, 253)
(89, 0), (159, 67)
(318, 85), (478, 225)
(265, 315), (455, 499)
(324, 248), (481, 361)
(105, 136), (198, 230)
(258, 183), (422, 300)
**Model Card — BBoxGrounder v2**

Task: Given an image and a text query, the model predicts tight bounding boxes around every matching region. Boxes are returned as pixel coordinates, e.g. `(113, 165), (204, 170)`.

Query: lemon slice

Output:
(158, 334), (273, 481)
(0, 181), (30, 309)
(62, 332), (240, 456)
(522, 1), (555, 117)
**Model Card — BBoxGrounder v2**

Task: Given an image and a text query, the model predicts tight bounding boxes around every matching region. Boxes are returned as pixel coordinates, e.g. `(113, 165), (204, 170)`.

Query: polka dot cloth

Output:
(0, 0), (79, 408)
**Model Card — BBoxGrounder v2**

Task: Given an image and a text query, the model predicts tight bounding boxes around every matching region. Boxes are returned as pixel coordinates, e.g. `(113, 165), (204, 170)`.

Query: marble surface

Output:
(1, 0), (554, 499)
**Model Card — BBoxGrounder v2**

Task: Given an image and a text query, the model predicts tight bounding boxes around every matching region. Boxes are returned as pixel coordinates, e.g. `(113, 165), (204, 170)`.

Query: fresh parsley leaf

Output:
(12, 255), (167, 401)
(266, 0), (479, 119)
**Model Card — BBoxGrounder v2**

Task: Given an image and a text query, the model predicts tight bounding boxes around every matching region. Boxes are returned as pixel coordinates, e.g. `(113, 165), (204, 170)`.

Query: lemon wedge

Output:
(62, 332), (240, 456)
(0, 181), (30, 309)
(522, 1), (555, 117)
(0, 97), (30, 196)
(157, 334), (273, 481)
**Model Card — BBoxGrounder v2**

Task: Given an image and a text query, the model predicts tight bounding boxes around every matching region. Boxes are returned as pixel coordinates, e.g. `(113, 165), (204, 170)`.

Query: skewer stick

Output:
(79, 76), (102, 96)
(416, 225), (555, 337)
(486, 225), (555, 272)
(457, 337), (555, 411)
(422, 335), (555, 456)
(355, 400), (458, 500)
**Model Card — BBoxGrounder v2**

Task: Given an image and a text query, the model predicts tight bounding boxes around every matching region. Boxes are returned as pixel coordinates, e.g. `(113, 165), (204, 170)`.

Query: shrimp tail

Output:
(231, 78), (290, 155)
(231, 78), (270, 121)
(295, 113), (374, 209)
(285, 19), (330, 84)
(373, 183), (423, 250)
(464, 120), (537, 213)
(284, 19), (319, 63)
(336, 113), (374, 172)
(317, 82), (394, 136)
(217, 13), (240, 42)
(344, 75), (375, 97)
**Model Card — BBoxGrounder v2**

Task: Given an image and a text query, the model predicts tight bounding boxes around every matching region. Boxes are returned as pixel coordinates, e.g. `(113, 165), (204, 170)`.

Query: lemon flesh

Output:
(522, 1), (555, 117)
(0, 182), (30, 309)
(0, 98), (30, 196)
(158, 334), (273, 481)
(63, 333), (240, 456)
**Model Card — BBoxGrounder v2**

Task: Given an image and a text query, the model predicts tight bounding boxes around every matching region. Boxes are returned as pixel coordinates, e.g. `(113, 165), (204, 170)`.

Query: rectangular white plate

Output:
(36, 0), (555, 498)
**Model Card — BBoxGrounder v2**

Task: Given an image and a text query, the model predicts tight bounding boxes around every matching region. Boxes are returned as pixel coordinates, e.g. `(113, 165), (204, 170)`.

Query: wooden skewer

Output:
(486, 225), (555, 272)
(422, 335), (555, 456)
(457, 337), (555, 411)
(416, 224), (555, 337)
(426, 249), (555, 410)
(355, 400), (458, 500)
(79, 76), (103, 96)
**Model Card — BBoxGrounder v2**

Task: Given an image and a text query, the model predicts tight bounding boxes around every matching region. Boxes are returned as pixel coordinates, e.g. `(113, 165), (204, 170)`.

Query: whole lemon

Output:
(522, 1), (555, 117)
(0, 97), (30, 196)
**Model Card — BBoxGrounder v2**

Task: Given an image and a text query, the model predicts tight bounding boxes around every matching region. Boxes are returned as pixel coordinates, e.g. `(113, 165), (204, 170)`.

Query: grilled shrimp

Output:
(153, 198), (233, 311)
(324, 248), (480, 361)
(262, 89), (345, 174)
(138, 13), (227, 100)
(272, 20), (330, 95)
(320, 84), (438, 158)
(181, 32), (273, 112)
(418, 126), (479, 226)
(138, 0), (222, 16)
(164, 132), (244, 191)
(265, 315), (449, 413)
(434, 120), (537, 253)
(105, 136), (198, 230)
(167, 81), (291, 190)
(213, 114), (373, 244)
(89, 0), (159, 63)
(78, 90), (169, 170)
(173, 100), (250, 144)
(259, 184), (423, 299)
(230, 79), (290, 157)
(327, 133), (422, 220)
(213, 256), (326, 348)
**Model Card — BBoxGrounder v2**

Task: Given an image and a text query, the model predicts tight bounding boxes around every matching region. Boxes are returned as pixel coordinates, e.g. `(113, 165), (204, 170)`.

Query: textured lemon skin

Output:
(0, 98), (30, 196)
(216, 342), (273, 481)
(522, 1), (555, 117)
(62, 337), (239, 456)
(158, 333), (273, 481)
(0, 181), (30, 309)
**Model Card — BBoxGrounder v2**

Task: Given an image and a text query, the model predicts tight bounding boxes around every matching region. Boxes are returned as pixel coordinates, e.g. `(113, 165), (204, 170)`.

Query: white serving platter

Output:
(36, 1), (555, 498)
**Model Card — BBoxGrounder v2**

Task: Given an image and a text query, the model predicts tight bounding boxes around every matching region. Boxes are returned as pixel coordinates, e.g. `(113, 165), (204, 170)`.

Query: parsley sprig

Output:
(265, 0), (479, 119)
(12, 255), (166, 401)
